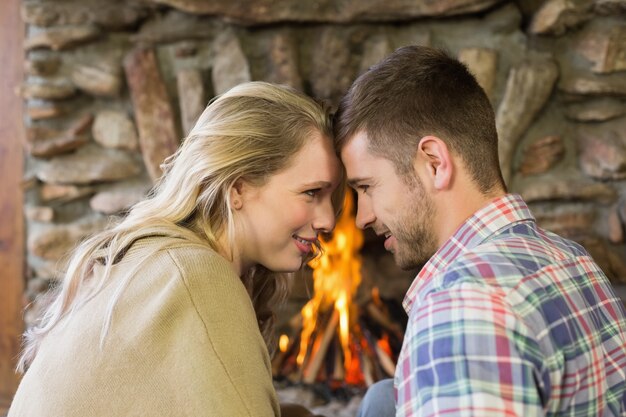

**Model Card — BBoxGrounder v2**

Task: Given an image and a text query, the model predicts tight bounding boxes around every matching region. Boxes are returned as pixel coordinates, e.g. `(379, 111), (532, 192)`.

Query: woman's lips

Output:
(293, 235), (314, 254)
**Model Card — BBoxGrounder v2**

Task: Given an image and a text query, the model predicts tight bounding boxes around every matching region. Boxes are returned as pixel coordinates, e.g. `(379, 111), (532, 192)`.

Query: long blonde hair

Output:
(19, 82), (341, 371)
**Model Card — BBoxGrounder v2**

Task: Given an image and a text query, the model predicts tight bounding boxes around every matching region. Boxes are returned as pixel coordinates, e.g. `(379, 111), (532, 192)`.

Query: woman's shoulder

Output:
(115, 234), (250, 314)
(120, 234), (235, 282)
(164, 239), (235, 279)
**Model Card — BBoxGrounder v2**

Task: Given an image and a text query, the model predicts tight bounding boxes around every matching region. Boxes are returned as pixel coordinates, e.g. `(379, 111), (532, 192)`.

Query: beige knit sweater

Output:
(9, 236), (280, 417)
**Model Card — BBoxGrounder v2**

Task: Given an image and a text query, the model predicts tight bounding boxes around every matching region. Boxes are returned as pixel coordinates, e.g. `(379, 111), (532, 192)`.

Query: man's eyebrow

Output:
(347, 177), (370, 188)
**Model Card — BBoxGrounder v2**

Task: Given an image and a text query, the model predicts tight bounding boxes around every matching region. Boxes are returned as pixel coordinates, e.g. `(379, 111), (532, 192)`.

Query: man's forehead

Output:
(340, 130), (371, 158)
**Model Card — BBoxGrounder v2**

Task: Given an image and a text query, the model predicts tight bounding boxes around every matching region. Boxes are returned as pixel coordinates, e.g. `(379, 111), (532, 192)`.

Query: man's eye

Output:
(358, 185), (369, 194)
(305, 189), (321, 197)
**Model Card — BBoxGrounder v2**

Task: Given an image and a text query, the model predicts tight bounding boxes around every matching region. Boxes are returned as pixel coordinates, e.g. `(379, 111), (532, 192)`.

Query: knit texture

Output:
(9, 235), (279, 417)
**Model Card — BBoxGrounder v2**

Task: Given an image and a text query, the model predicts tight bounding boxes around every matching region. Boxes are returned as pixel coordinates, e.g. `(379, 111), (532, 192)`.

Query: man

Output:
(334, 45), (626, 417)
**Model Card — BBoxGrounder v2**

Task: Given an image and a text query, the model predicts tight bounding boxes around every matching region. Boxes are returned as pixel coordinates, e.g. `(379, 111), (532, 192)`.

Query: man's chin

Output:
(393, 249), (430, 271)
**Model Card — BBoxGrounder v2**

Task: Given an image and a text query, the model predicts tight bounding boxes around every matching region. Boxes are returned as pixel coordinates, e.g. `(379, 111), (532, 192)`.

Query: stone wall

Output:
(20, 0), (626, 324)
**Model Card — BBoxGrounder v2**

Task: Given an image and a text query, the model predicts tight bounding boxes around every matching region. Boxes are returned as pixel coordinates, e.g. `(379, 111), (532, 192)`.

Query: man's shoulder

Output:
(435, 222), (595, 292)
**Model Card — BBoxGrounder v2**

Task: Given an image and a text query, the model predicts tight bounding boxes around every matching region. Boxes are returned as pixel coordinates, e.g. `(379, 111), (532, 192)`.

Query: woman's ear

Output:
(229, 179), (245, 210)
(415, 136), (453, 191)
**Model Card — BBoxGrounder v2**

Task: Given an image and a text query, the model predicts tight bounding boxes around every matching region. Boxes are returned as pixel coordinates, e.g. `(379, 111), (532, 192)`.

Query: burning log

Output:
(303, 310), (338, 383)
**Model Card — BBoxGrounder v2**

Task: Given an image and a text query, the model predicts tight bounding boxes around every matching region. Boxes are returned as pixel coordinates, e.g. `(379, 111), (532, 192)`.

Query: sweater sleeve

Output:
(167, 245), (280, 417)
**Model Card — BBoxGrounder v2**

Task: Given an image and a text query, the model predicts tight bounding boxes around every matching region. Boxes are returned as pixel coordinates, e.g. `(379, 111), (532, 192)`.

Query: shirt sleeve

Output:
(395, 282), (548, 417)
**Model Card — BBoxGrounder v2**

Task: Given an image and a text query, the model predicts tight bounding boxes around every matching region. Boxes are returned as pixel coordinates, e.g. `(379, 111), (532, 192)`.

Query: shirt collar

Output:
(402, 194), (535, 313)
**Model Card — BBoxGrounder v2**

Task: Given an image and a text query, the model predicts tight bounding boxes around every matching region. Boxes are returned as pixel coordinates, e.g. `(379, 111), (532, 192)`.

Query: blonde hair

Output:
(19, 82), (341, 371)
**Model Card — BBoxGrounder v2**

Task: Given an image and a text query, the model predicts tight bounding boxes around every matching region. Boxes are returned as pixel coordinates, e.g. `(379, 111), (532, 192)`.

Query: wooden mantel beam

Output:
(0, 0), (25, 412)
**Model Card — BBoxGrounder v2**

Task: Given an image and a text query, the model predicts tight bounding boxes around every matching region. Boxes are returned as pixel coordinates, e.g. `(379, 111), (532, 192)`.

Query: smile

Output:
(293, 234), (315, 254)
(383, 233), (396, 252)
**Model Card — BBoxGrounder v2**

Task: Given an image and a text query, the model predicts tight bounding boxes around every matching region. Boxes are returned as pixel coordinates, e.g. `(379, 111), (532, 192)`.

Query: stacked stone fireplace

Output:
(20, 0), (626, 338)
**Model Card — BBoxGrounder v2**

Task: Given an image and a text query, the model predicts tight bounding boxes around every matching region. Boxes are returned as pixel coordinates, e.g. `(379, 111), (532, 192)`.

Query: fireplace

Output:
(6, 0), (626, 414)
(272, 191), (408, 389)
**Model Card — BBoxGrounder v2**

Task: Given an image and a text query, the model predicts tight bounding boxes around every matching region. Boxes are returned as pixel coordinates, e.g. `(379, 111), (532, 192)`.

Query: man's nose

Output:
(354, 198), (374, 230)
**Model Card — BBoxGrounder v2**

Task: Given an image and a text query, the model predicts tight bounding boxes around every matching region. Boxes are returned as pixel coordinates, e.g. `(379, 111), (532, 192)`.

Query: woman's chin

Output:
(266, 258), (305, 273)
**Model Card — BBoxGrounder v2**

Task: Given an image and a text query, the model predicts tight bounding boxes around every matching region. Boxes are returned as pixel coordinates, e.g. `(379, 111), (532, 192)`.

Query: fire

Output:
(273, 190), (401, 387)
(297, 190), (364, 374)
(279, 334), (289, 353)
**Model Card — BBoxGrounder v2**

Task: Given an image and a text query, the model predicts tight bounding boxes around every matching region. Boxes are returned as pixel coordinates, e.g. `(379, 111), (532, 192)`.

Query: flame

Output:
(279, 334), (289, 353)
(377, 334), (393, 357)
(297, 190), (364, 373)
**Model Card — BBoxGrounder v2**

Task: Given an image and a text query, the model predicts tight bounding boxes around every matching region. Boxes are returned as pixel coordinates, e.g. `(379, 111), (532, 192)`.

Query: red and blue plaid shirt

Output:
(395, 194), (626, 417)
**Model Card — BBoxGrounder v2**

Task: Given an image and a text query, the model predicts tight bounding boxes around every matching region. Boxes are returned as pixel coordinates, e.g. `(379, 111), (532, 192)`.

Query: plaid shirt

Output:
(395, 194), (626, 417)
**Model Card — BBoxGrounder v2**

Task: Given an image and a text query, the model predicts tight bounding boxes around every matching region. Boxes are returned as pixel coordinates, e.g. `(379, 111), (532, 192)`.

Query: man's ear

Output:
(414, 136), (453, 191)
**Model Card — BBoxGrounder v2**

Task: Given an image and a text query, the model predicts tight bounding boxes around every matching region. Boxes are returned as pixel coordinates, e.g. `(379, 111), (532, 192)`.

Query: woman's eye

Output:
(358, 185), (369, 194)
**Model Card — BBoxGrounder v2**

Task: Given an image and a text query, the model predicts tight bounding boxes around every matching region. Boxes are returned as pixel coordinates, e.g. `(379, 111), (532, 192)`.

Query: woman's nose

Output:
(313, 199), (336, 234)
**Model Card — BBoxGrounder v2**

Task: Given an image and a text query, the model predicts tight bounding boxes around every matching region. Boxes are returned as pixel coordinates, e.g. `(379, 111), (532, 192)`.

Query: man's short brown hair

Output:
(334, 45), (505, 194)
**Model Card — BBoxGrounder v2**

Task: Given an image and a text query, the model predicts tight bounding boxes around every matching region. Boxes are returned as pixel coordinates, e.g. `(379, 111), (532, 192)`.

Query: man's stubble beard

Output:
(392, 178), (438, 271)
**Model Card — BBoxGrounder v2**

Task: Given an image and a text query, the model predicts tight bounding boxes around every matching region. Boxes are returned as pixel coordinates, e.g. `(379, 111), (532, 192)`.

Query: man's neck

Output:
(433, 184), (506, 247)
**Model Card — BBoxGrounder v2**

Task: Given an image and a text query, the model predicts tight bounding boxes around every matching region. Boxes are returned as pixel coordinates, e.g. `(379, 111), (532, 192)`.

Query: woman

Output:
(9, 82), (343, 417)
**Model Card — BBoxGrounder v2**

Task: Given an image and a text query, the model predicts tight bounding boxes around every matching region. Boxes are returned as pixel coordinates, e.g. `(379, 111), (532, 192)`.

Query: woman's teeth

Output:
(294, 235), (310, 245)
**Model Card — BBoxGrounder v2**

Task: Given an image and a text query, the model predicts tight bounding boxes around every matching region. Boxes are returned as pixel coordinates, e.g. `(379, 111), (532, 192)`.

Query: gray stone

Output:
(309, 27), (356, 104)
(27, 132), (89, 158)
(212, 32), (251, 96)
(20, 77), (77, 100)
(176, 69), (206, 136)
(142, 0), (504, 24)
(518, 135), (565, 176)
(24, 55), (61, 76)
(70, 61), (123, 97)
(576, 24), (626, 74)
(608, 204), (624, 244)
(593, 0), (626, 15)
(90, 180), (152, 214)
(529, 0), (593, 36)
(565, 98), (625, 122)
(26, 101), (67, 120)
(25, 113), (92, 158)
(39, 184), (97, 202)
(25, 206), (55, 222)
(173, 41), (198, 58)
(123, 47), (180, 182)
(518, 178), (617, 204)
(92, 109), (139, 151)
(29, 258), (65, 280)
(311, 396), (363, 417)
(36, 145), (141, 185)
(620, 198), (626, 227)
(263, 30), (304, 90)
(496, 56), (559, 183)
(133, 10), (220, 44)
(359, 35), (392, 75)
(532, 204), (595, 239)
(21, 0), (147, 29)
(24, 25), (101, 51)
(28, 215), (108, 261)
(559, 72), (626, 96)
(578, 118), (626, 180)
(576, 235), (626, 284)
(458, 47), (498, 99)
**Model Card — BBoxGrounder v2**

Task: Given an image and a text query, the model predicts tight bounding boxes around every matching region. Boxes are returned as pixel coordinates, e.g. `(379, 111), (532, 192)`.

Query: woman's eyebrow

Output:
(301, 181), (333, 188)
